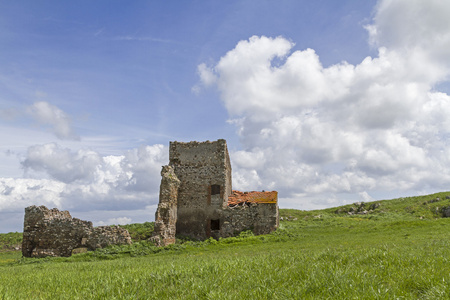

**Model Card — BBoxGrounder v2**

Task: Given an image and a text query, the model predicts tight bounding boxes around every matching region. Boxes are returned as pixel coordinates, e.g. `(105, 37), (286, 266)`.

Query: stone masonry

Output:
(22, 205), (132, 258)
(222, 190), (279, 238)
(151, 165), (180, 246)
(170, 139), (232, 240)
(152, 139), (279, 243)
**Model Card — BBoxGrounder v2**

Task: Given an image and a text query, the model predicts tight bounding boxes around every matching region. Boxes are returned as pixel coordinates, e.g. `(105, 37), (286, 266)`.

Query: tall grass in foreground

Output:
(1, 238), (450, 299)
(2, 192), (450, 299)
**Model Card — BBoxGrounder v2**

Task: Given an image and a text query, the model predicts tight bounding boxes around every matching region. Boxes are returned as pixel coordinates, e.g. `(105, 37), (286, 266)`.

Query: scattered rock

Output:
(442, 207), (450, 218)
(336, 201), (380, 215)
(368, 203), (380, 210)
(423, 198), (441, 205)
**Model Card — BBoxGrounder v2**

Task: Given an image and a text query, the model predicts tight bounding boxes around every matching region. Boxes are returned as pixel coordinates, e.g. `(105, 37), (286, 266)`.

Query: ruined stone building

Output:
(152, 139), (279, 244)
(21, 139), (278, 256)
(22, 205), (132, 257)
(151, 165), (180, 246)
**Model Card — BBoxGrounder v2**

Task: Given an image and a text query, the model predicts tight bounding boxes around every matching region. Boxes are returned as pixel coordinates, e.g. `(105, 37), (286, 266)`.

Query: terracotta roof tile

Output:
(228, 190), (278, 206)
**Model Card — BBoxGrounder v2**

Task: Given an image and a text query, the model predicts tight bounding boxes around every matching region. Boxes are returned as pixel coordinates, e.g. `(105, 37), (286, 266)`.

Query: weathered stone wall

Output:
(88, 226), (132, 250)
(22, 205), (132, 258)
(151, 139), (279, 242)
(151, 165), (180, 246)
(169, 139), (232, 239)
(220, 203), (279, 238)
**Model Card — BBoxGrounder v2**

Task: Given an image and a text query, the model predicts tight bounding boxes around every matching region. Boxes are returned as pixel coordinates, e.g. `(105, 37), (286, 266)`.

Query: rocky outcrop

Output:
(442, 207), (450, 217)
(151, 165), (180, 246)
(335, 202), (381, 215)
(22, 205), (132, 258)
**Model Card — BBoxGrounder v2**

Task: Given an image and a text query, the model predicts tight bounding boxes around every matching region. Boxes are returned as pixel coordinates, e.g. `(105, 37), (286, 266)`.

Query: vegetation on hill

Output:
(0, 232), (21, 252)
(2, 191), (450, 298)
(119, 221), (154, 242)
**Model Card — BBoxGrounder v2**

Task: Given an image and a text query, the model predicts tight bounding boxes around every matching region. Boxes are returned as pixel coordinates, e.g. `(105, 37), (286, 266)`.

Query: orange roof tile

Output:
(228, 190), (278, 206)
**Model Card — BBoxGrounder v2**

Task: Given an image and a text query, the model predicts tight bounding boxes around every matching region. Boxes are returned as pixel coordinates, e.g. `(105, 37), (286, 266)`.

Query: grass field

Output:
(2, 192), (450, 299)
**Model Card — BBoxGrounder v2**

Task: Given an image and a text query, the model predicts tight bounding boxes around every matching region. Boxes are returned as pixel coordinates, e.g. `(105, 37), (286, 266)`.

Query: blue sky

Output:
(1, 0), (376, 147)
(2, 0), (450, 233)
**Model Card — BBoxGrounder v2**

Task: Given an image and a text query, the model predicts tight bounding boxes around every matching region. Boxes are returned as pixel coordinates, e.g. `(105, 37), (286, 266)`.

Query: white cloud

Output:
(359, 191), (374, 203)
(22, 143), (103, 183)
(121, 144), (168, 192)
(27, 101), (80, 140)
(198, 0), (450, 208)
(197, 63), (217, 87)
(0, 178), (65, 212)
(1, 144), (167, 219)
(367, 0), (450, 58)
(96, 217), (132, 226)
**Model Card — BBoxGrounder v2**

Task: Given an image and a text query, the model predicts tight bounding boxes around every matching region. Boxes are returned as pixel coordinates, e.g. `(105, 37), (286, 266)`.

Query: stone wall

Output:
(22, 205), (132, 258)
(151, 139), (279, 242)
(220, 202), (279, 238)
(151, 165), (180, 246)
(169, 139), (232, 239)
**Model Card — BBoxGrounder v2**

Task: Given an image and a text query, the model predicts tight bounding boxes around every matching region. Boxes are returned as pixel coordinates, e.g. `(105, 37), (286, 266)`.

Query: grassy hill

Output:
(0, 232), (22, 253)
(2, 191), (450, 298)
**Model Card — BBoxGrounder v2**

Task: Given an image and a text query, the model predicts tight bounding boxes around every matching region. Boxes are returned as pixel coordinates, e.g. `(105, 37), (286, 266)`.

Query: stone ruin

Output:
(22, 205), (132, 258)
(152, 139), (279, 245)
(150, 165), (180, 246)
(21, 139), (278, 256)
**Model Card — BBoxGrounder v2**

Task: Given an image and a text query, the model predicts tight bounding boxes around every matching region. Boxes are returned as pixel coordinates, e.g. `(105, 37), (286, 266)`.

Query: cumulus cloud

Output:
(27, 101), (80, 140)
(0, 178), (65, 212)
(121, 144), (168, 193)
(199, 0), (450, 208)
(22, 143), (102, 183)
(1, 144), (167, 219)
(367, 0), (450, 61)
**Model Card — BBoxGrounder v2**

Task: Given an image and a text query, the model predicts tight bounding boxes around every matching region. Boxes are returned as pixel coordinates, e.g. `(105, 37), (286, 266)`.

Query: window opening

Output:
(211, 184), (221, 195)
(211, 219), (220, 231)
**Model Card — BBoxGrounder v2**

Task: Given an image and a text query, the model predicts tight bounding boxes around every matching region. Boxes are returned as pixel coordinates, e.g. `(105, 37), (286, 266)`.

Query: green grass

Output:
(119, 222), (154, 242)
(2, 192), (450, 299)
(0, 231), (21, 252)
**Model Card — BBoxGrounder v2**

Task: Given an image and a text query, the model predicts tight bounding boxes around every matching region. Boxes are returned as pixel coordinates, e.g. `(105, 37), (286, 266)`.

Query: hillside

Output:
(281, 190), (450, 219)
(2, 191), (450, 298)
(0, 232), (21, 253)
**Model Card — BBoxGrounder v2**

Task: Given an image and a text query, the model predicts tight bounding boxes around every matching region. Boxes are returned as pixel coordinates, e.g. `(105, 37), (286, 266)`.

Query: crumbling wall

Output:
(152, 139), (279, 242)
(22, 205), (132, 258)
(170, 139), (232, 239)
(220, 203), (279, 238)
(87, 226), (132, 250)
(151, 165), (180, 246)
